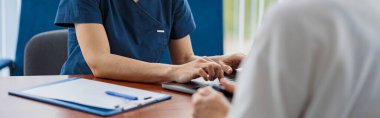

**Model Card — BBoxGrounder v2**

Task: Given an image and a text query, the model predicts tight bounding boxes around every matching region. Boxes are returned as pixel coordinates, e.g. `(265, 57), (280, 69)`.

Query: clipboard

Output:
(8, 78), (172, 116)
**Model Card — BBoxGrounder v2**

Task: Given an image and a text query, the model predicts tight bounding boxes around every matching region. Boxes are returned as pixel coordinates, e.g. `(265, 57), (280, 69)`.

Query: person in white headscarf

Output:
(192, 0), (380, 118)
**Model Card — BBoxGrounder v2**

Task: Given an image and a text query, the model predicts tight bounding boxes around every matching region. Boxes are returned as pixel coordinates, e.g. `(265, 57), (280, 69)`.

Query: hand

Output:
(192, 87), (230, 118)
(220, 78), (236, 93)
(169, 58), (224, 83)
(213, 53), (246, 75)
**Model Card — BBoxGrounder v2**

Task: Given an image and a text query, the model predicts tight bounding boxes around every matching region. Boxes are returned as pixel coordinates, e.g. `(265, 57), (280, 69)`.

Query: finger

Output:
(197, 87), (212, 96)
(203, 57), (222, 80)
(192, 92), (203, 103)
(198, 69), (209, 81)
(203, 87), (219, 99)
(201, 67), (210, 80)
(210, 63), (222, 81)
(220, 78), (235, 93)
(220, 63), (233, 74)
(204, 57), (222, 75)
(204, 63), (215, 81)
(216, 64), (224, 80)
(218, 68), (225, 80)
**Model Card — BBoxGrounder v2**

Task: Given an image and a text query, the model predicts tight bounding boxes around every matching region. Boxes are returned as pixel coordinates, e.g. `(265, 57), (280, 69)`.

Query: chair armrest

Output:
(0, 59), (14, 70)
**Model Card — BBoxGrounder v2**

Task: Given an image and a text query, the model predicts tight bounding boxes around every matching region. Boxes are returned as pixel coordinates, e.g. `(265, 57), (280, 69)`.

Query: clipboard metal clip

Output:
(116, 98), (155, 111)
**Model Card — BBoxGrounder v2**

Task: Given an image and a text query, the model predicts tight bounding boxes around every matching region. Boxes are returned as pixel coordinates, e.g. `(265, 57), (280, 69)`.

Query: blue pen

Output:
(105, 91), (138, 100)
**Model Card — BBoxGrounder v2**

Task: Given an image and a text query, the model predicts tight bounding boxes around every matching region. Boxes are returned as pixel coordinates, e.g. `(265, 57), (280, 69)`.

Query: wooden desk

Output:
(0, 75), (193, 118)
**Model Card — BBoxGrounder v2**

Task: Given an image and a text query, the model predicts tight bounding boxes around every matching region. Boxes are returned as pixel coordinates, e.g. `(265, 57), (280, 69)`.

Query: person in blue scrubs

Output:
(55, 0), (245, 83)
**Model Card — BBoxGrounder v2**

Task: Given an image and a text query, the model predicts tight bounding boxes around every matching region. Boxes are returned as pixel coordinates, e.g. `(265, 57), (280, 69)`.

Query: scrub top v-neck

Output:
(55, 0), (196, 75)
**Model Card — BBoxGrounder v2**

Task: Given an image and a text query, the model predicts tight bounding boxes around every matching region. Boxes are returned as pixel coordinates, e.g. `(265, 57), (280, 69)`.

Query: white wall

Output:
(0, 1), (2, 58)
(0, 0), (21, 76)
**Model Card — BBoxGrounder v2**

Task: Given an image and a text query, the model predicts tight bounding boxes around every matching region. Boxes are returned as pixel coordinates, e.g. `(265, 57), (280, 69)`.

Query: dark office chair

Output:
(14, 0), (63, 76)
(24, 30), (68, 75)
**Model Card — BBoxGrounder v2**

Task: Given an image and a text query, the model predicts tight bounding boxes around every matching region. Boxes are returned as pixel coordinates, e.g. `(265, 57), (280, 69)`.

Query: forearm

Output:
(74, 23), (177, 83)
(89, 54), (175, 83)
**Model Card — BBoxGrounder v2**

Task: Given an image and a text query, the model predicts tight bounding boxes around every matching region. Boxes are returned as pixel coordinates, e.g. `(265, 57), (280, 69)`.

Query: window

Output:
(0, 0), (21, 76)
(223, 0), (278, 54)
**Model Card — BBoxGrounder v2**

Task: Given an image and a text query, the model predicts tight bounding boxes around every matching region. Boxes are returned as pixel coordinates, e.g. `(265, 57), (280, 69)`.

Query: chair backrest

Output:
(15, 0), (62, 76)
(24, 30), (68, 75)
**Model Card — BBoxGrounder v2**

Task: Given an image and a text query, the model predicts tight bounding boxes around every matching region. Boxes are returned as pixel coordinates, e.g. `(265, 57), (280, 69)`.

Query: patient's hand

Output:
(220, 78), (236, 93)
(192, 87), (230, 118)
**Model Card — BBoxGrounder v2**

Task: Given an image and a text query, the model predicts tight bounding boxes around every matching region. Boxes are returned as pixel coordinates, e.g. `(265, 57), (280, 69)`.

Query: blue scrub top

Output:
(55, 0), (196, 75)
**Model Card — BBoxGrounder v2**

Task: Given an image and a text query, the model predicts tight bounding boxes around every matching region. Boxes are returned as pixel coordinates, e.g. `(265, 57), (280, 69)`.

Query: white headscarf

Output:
(229, 0), (380, 118)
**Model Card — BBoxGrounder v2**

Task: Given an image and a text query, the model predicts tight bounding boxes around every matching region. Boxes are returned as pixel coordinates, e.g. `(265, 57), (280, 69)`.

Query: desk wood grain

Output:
(0, 75), (193, 118)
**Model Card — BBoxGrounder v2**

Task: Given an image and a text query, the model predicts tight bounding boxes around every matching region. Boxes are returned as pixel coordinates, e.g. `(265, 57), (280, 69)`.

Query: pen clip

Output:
(105, 91), (139, 100)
